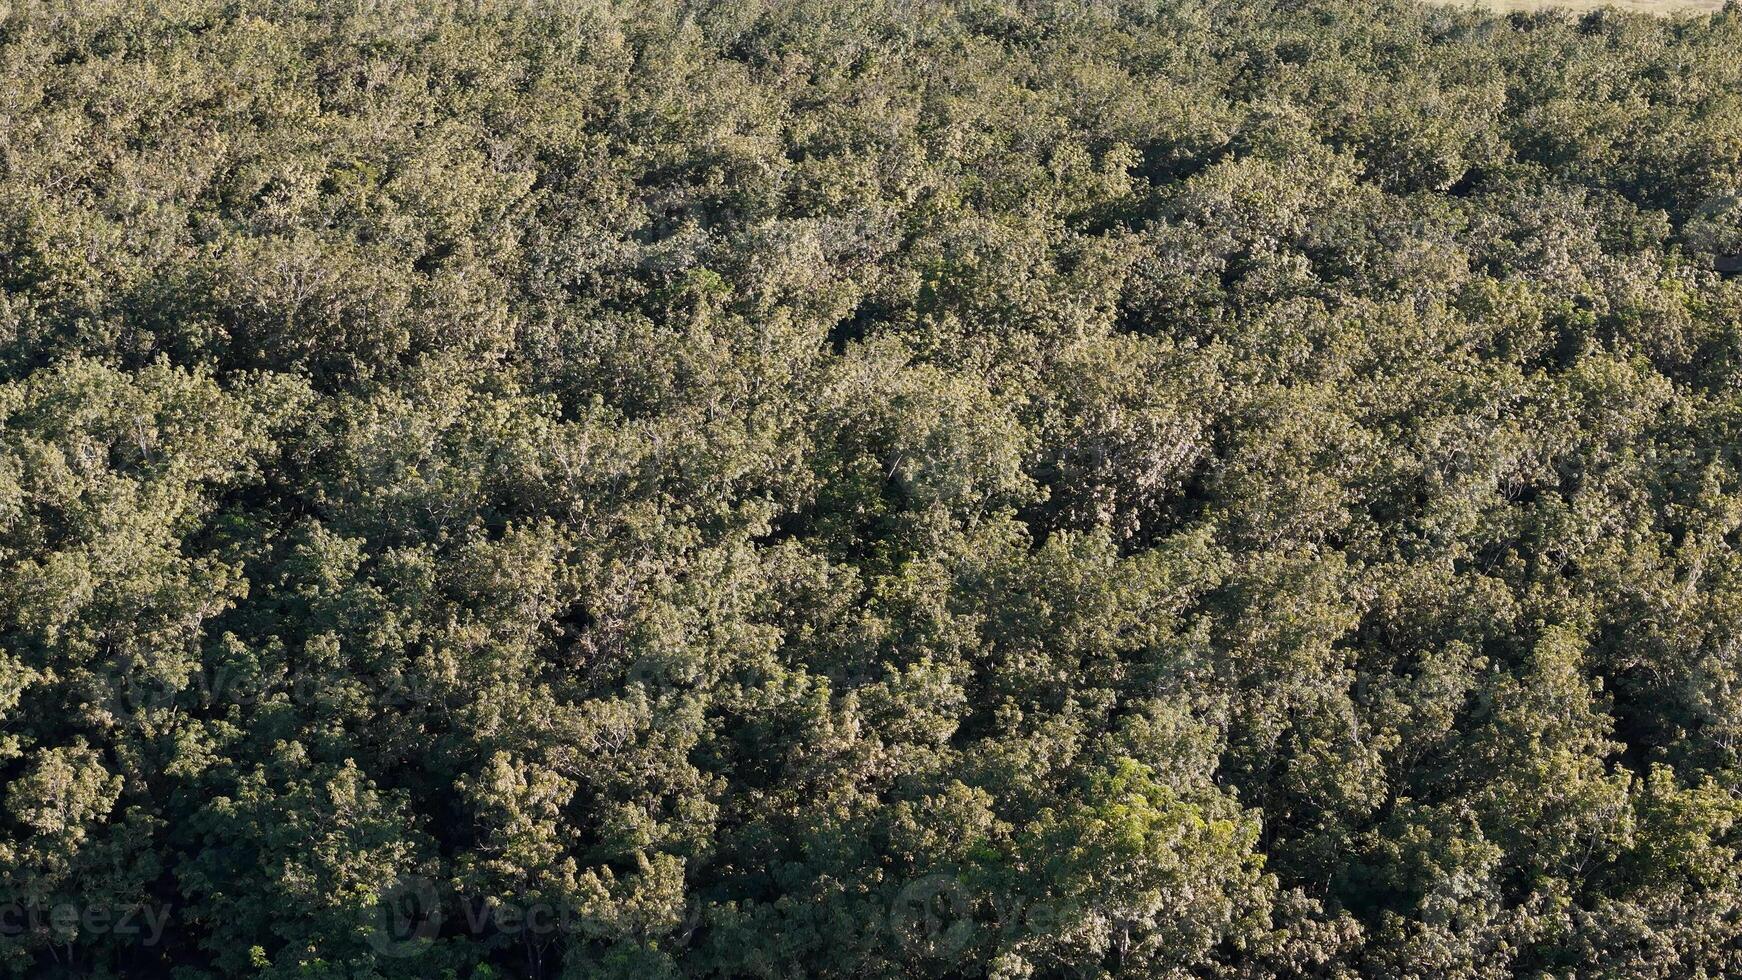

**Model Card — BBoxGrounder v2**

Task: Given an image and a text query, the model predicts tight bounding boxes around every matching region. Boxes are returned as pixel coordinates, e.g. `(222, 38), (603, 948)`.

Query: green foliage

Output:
(4, 0), (1742, 976)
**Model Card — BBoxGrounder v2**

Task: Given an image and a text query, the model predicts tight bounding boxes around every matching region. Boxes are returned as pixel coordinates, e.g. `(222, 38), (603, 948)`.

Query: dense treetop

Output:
(5, 0), (1742, 976)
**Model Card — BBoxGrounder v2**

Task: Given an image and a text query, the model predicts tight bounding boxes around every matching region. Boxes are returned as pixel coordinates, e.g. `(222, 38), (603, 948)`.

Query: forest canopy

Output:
(5, 0), (1742, 976)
